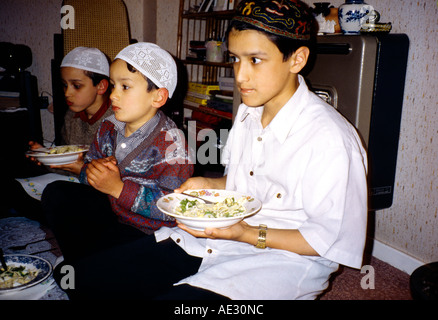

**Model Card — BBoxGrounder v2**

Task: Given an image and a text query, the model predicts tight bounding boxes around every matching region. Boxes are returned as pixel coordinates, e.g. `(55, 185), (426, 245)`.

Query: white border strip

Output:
(371, 239), (424, 275)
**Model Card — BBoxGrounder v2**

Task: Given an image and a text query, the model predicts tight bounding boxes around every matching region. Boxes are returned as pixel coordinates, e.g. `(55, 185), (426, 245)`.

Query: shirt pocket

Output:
(261, 182), (302, 211)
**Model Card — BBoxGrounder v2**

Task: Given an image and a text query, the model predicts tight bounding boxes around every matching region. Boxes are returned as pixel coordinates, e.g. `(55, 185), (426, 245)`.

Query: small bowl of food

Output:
(0, 254), (52, 295)
(157, 189), (262, 230)
(26, 145), (89, 166)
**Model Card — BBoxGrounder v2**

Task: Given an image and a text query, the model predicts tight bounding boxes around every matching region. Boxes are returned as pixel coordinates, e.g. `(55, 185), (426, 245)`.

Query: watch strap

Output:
(255, 224), (267, 249)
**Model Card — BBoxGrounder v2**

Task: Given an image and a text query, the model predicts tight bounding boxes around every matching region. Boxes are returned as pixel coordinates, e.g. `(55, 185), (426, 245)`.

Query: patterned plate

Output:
(157, 189), (262, 230)
(0, 254), (53, 295)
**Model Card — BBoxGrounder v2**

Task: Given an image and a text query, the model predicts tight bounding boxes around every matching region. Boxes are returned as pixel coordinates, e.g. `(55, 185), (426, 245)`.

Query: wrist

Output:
(111, 181), (124, 199)
(254, 224), (268, 249)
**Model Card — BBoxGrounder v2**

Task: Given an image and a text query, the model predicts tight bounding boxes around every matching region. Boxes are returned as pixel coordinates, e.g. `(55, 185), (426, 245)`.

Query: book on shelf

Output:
(206, 99), (232, 113)
(191, 110), (222, 125)
(185, 94), (208, 106)
(188, 82), (220, 95)
(183, 99), (232, 121)
(198, 105), (232, 120)
(207, 89), (233, 113)
(186, 91), (211, 100)
(183, 99), (200, 108)
(213, 0), (236, 11)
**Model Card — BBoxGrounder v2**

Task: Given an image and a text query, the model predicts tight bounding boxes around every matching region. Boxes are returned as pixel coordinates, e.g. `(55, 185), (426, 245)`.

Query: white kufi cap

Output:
(61, 47), (110, 77)
(115, 42), (177, 98)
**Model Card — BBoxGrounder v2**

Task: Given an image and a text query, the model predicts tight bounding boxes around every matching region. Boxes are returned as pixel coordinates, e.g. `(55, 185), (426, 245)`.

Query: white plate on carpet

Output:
(0, 254), (53, 296)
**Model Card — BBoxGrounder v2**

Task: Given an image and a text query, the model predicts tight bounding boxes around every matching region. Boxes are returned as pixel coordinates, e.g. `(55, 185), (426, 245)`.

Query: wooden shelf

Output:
(184, 104), (232, 121)
(182, 10), (235, 19)
(182, 59), (232, 68)
(178, 0), (238, 128)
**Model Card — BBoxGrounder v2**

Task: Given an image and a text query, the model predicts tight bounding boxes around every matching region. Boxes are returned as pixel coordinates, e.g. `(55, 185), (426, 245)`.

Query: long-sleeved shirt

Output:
(81, 110), (194, 233)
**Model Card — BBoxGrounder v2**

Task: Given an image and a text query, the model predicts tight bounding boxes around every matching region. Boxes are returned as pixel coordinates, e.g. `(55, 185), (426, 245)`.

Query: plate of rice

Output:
(26, 145), (89, 166)
(0, 254), (52, 295)
(157, 189), (262, 230)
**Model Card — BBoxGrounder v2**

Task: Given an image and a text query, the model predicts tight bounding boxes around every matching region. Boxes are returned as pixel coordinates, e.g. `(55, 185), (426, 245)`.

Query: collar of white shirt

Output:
(239, 75), (310, 145)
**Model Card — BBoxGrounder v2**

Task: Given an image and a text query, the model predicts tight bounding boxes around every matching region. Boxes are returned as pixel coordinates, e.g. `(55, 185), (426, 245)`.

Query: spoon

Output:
(0, 248), (7, 271)
(159, 186), (216, 204)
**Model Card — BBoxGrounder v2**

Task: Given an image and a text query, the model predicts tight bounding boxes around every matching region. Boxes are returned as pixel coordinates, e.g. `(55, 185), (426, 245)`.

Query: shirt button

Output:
(249, 171), (254, 176)
(176, 238), (181, 243)
(207, 249), (213, 254)
(276, 193), (282, 199)
(121, 143), (127, 148)
(257, 136), (262, 141)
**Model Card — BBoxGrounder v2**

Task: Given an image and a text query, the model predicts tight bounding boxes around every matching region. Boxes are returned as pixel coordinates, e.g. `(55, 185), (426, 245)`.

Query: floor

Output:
(319, 254), (412, 300)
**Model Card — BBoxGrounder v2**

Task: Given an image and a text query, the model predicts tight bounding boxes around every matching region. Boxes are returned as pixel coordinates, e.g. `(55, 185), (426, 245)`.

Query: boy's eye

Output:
(73, 84), (81, 89)
(251, 57), (262, 64)
(230, 56), (240, 63)
(122, 85), (130, 90)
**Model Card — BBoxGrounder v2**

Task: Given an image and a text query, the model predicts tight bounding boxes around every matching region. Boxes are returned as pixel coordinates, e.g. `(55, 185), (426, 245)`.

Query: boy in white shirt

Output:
(62, 0), (368, 300)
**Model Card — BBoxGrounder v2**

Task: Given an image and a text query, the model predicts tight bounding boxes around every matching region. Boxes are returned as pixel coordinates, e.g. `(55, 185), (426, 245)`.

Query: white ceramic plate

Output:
(26, 145), (89, 166)
(157, 189), (262, 230)
(0, 254), (53, 295)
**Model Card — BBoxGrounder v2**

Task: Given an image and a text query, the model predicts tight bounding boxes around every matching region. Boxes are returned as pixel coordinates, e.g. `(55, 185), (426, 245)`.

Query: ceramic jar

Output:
(205, 40), (225, 63)
(338, 0), (377, 34)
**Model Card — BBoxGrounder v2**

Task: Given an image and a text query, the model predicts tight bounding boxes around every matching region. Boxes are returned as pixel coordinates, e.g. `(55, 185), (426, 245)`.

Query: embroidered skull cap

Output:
(115, 42), (178, 98)
(233, 0), (313, 40)
(61, 47), (110, 77)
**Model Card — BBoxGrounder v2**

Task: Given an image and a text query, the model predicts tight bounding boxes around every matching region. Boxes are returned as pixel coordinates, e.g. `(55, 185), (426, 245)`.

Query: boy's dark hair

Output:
(84, 70), (109, 87)
(125, 62), (159, 92)
(83, 70), (111, 95)
(226, 19), (315, 62)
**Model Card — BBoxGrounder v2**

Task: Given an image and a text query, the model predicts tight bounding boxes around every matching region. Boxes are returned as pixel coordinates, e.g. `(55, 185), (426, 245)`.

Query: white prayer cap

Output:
(114, 42), (177, 98)
(61, 47), (110, 77)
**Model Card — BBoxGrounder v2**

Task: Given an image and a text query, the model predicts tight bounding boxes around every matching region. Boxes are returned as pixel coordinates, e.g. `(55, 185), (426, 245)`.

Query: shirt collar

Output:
(74, 97), (111, 125)
(239, 75), (309, 144)
(107, 111), (161, 138)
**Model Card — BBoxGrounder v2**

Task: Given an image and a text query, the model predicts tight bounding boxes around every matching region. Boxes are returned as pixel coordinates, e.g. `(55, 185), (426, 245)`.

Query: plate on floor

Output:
(0, 254), (53, 295)
(157, 189), (262, 230)
(26, 145), (89, 165)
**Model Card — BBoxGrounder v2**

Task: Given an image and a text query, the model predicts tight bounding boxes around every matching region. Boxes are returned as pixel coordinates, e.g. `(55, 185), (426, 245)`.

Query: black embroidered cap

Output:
(232, 0), (313, 40)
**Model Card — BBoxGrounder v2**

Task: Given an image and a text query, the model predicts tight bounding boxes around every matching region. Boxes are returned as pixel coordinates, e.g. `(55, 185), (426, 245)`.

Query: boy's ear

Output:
(97, 78), (109, 95)
(151, 88), (169, 109)
(289, 46), (310, 74)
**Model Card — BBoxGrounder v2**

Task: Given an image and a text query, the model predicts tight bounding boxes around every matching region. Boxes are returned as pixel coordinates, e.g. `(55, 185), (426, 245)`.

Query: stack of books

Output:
(186, 41), (206, 61)
(207, 90), (233, 114)
(184, 82), (219, 108)
(184, 82), (233, 122)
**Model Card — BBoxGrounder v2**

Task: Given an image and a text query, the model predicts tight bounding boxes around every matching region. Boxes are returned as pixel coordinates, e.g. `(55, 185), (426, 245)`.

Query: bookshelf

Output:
(177, 0), (240, 175)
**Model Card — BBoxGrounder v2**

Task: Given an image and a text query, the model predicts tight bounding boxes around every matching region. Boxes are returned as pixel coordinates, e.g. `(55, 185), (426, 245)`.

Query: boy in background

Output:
(42, 43), (193, 264)
(1, 47), (111, 222)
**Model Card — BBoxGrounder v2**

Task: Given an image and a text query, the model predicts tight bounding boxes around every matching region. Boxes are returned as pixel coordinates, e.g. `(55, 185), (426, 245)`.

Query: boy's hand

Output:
(177, 220), (255, 244)
(175, 176), (227, 193)
(26, 141), (45, 165)
(86, 157), (123, 198)
(49, 152), (85, 174)
(28, 141), (44, 150)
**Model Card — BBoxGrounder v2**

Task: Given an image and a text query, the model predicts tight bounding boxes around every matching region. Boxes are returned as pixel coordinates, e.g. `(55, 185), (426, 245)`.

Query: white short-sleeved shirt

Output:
(155, 76), (368, 299)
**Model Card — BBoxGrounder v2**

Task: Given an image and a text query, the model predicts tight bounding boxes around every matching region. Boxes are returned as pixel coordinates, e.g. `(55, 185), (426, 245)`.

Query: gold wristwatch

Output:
(255, 224), (267, 249)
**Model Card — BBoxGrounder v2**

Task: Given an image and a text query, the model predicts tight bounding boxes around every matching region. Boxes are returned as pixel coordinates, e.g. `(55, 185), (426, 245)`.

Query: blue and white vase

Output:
(338, 0), (375, 34)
